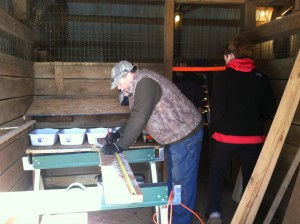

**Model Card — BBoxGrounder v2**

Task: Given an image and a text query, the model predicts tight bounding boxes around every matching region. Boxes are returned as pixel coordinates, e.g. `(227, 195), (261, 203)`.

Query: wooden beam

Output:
(12, 0), (30, 21)
(0, 120), (35, 151)
(231, 50), (300, 223)
(26, 99), (129, 116)
(0, 9), (32, 43)
(62, 15), (239, 27)
(182, 18), (239, 27)
(241, 11), (300, 43)
(164, 0), (174, 80)
(66, 0), (244, 5)
(67, 15), (164, 25)
(296, 0), (300, 11)
(100, 152), (143, 204)
(0, 96), (34, 125)
(175, 0), (244, 3)
(242, 0), (256, 30)
(66, 0), (164, 5)
(54, 62), (64, 95)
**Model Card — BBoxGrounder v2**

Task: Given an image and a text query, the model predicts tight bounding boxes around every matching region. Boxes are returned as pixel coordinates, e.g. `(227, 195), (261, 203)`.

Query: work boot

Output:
(207, 212), (222, 224)
(207, 217), (222, 224)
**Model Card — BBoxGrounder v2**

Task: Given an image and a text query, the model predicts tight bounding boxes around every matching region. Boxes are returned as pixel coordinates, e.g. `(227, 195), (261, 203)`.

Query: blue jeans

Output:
(165, 127), (204, 224)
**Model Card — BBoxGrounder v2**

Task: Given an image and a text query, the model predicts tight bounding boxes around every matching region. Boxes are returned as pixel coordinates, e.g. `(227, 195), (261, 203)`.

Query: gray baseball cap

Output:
(111, 60), (134, 89)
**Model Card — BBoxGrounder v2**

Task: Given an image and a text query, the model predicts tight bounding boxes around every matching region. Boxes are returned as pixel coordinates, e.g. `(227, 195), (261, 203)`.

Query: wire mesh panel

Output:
(30, 1), (297, 63)
(173, 3), (240, 67)
(31, 0), (164, 63)
(0, 0), (32, 63)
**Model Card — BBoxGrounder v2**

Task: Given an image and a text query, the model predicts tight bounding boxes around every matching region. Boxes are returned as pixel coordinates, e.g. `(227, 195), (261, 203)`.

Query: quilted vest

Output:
(127, 69), (201, 145)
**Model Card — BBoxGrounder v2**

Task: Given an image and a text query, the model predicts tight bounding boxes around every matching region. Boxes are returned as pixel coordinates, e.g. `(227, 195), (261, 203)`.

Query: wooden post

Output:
(54, 62), (64, 95)
(231, 50), (300, 223)
(242, 0), (256, 31)
(164, 0), (174, 80)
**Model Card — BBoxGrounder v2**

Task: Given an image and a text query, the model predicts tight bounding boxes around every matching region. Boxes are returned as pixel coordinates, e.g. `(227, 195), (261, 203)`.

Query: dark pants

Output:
(206, 139), (263, 216)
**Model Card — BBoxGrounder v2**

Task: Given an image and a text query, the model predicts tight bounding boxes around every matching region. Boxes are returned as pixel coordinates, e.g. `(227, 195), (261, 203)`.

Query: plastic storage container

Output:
(86, 128), (108, 144)
(58, 128), (86, 145)
(29, 128), (60, 146)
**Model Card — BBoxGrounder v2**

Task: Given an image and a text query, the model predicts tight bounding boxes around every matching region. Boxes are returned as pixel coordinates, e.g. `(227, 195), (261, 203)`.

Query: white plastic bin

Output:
(58, 128), (86, 145)
(86, 128), (108, 144)
(29, 128), (60, 146)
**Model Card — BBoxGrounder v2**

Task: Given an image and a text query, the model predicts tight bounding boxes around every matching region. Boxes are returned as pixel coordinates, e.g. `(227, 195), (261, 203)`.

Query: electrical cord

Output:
(152, 190), (205, 224)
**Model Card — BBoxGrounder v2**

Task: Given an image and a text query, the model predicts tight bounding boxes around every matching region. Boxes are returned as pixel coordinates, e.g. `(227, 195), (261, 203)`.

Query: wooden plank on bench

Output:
(100, 152), (143, 204)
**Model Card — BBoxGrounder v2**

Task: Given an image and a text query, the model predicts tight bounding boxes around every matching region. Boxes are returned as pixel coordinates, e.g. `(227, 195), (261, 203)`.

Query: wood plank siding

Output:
(0, 10), (34, 192)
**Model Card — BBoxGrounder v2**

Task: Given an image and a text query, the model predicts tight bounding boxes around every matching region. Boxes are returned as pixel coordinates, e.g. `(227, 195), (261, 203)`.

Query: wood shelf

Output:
(26, 137), (161, 154)
(26, 98), (130, 117)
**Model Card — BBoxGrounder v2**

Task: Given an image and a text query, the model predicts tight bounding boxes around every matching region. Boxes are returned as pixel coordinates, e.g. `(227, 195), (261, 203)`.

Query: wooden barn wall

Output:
(0, 10), (34, 192)
(242, 10), (300, 222)
(33, 62), (163, 129)
(33, 62), (163, 98)
(32, 62), (163, 185)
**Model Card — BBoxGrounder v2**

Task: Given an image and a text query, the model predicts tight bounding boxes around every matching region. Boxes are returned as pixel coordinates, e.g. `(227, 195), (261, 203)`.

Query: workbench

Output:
(15, 98), (169, 223)
(24, 140), (164, 190)
(19, 139), (168, 223)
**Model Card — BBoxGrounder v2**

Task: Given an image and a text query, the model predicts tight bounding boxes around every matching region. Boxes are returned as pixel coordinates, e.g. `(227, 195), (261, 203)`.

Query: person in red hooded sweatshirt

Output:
(206, 37), (277, 224)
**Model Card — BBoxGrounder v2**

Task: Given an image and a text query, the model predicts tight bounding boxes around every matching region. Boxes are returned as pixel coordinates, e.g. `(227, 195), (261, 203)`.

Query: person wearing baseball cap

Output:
(102, 60), (205, 224)
(110, 60), (135, 89)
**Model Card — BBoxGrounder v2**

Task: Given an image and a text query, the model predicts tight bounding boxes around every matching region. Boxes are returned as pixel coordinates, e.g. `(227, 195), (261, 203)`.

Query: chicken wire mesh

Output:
(0, 0), (297, 64)
(31, 0), (164, 63)
(0, 0), (32, 64)
(30, 0), (243, 64)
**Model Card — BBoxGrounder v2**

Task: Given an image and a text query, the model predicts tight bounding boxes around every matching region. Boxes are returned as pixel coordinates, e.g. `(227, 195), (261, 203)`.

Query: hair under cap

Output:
(111, 60), (134, 89)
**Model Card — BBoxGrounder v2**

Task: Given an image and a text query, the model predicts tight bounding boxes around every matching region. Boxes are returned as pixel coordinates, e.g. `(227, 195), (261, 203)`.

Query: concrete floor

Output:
(87, 145), (239, 224)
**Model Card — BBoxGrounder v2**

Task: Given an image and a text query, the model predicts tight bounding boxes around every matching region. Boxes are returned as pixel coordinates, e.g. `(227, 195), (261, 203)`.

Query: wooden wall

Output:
(32, 62), (163, 129)
(255, 57), (300, 222)
(0, 10), (34, 192)
(33, 62), (163, 99)
(31, 62), (163, 187)
(241, 7), (300, 222)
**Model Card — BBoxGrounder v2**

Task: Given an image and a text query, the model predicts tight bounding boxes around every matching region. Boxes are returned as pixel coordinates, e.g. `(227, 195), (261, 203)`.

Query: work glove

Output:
(101, 143), (123, 155)
(105, 132), (120, 144)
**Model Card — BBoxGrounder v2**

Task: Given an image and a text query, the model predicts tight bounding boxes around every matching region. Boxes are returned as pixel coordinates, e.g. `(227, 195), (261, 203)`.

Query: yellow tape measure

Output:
(115, 153), (137, 195)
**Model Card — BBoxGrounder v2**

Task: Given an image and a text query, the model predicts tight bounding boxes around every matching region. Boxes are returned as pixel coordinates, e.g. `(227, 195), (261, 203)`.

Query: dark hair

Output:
(130, 65), (137, 73)
(223, 36), (254, 58)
